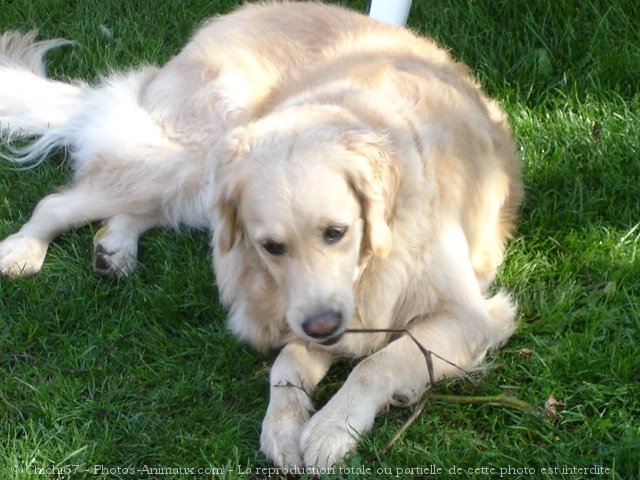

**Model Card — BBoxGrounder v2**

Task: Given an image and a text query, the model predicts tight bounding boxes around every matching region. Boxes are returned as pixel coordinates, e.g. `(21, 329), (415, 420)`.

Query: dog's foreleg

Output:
(0, 183), (140, 276)
(299, 298), (516, 468)
(260, 342), (334, 468)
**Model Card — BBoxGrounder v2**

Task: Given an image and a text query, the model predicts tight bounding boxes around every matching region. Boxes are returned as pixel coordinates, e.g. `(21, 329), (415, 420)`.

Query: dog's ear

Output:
(342, 131), (398, 258)
(215, 191), (241, 254)
(214, 127), (250, 254)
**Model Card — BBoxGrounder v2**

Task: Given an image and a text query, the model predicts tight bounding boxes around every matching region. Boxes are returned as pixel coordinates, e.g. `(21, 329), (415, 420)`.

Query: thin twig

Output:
(430, 393), (537, 413)
(267, 328), (532, 459)
(343, 328), (472, 384)
(342, 328), (535, 457)
(380, 392), (431, 456)
(272, 379), (313, 401)
(379, 392), (536, 457)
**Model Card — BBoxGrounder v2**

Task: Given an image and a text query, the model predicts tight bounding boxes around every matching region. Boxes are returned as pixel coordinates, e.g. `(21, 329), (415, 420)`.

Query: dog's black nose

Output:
(302, 309), (343, 340)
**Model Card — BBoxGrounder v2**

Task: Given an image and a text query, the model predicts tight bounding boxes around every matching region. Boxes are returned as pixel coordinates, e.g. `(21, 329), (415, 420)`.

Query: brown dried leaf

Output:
(544, 394), (566, 418)
(517, 348), (534, 360)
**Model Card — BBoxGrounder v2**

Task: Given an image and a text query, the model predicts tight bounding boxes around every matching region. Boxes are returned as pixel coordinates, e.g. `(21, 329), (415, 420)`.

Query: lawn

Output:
(1, 1), (638, 479)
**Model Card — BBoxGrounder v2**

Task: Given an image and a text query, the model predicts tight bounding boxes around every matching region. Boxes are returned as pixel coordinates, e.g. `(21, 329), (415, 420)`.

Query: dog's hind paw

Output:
(93, 227), (138, 277)
(0, 233), (48, 276)
(93, 226), (138, 276)
(93, 244), (136, 276)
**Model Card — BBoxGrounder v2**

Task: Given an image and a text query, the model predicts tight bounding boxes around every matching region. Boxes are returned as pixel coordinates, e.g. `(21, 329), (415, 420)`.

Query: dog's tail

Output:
(0, 30), (89, 164)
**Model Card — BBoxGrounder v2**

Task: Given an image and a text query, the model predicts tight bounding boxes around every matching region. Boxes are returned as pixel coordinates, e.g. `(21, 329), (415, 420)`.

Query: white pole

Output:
(368, 0), (413, 27)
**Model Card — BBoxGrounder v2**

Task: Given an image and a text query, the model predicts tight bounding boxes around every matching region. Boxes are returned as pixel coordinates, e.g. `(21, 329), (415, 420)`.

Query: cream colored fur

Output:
(213, 3), (522, 469)
(0, 2), (369, 275)
(0, 2), (522, 469)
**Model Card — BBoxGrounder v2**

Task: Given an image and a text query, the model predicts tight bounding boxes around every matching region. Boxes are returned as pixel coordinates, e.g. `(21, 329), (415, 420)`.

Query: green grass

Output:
(1, 0), (639, 479)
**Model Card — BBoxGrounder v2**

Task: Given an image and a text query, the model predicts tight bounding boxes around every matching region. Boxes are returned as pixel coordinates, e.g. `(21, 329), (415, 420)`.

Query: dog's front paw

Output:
(300, 400), (369, 469)
(93, 226), (138, 276)
(0, 233), (48, 276)
(260, 386), (314, 468)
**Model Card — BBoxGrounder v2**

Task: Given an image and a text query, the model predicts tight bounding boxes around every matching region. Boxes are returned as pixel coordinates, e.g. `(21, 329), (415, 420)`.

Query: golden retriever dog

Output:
(1, 1), (522, 470)
(0, 2), (369, 276)
(213, 6), (523, 471)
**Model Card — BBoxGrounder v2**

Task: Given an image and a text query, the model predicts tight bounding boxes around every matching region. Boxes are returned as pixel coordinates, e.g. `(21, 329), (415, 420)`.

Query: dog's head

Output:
(215, 106), (398, 345)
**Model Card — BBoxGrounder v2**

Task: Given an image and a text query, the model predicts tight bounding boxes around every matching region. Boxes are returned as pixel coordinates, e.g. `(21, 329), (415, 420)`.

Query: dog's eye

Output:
(261, 240), (286, 256)
(323, 226), (347, 245)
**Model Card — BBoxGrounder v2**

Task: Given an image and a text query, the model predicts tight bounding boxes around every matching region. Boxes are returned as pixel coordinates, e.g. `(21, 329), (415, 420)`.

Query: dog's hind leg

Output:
(92, 212), (160, 276)
(0, 182), (146, 276)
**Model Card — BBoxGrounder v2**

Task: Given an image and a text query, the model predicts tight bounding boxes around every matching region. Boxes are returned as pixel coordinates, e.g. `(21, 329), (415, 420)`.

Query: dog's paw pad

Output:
(92, 225), (138, 276)
(0, 234), (48, 276)
(93, 242), (136, 276)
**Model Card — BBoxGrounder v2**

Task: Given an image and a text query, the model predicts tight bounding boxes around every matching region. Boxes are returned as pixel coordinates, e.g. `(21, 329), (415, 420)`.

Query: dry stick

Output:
(380, 392), (432, 457)
(343, 328), (536, 457)
(273, 379), (314, 401)
(379, 392), (537, 456)
(343, 328), (472, 385)
(430, 393), (537, 413)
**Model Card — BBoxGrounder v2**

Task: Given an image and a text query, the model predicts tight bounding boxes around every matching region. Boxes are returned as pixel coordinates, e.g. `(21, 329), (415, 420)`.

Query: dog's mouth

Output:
(298, 307), (347, 346)
(317, 331), (344, 346)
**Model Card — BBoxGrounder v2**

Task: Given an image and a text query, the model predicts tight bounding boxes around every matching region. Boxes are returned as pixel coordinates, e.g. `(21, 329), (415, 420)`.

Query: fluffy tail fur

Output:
(0, 30), (178, 179)
(0, 31), (89, 163)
